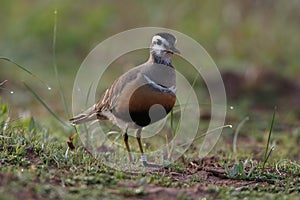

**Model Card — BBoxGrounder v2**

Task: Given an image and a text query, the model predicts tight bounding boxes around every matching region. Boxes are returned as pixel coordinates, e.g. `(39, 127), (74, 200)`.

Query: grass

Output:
(0, 46), (299, 198)
(226, 109), (278, 179)
(0, 57), (51, 90)
(262, 108), (276, 172)
(1, 1), (300, 198)
(0, 100), (120, 199)
(0, 98), (299, 199)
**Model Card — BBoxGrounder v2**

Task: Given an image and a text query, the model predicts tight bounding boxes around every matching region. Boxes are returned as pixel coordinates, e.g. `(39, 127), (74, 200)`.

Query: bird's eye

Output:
(156, 39), (162, 45)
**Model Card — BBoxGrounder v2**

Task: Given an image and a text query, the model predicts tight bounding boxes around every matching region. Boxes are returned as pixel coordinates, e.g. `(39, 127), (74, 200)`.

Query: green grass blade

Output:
(23, 82), (70, 128)
(262, 108), (276, 171)
(233, 116), (249, 153)
(0, 57), (51, 89)
(52, 9), (70, 118)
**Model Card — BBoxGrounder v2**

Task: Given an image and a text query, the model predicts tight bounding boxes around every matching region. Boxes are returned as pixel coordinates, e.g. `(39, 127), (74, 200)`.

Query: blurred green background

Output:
(0, 0), (300, 120)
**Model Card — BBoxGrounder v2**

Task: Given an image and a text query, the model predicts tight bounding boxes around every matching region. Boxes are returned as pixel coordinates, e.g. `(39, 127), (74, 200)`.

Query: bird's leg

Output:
(136, 128), (148, 165)
(136, 128), (162, 168)
(136, 128), (144, 154)
(123, 129), (133, 163)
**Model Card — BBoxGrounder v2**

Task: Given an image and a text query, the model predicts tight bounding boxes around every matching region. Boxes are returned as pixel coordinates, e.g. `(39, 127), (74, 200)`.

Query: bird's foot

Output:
(140, 155), (162, 168)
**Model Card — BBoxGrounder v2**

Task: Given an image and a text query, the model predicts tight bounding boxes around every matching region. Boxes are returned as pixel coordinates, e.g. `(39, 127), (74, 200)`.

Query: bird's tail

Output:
(69, 105), (97, 125)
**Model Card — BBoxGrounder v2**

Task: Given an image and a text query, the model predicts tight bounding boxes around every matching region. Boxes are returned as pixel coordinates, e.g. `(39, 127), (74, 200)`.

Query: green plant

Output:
(52, 9), (70, 119)
(232, 116), (249, 153)
(225, 159), (255, 180)
(262, 108), (276, 172)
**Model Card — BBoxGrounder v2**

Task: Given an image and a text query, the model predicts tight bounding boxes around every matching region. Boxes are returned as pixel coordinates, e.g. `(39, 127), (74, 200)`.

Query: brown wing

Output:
(94, 79), (118, 120)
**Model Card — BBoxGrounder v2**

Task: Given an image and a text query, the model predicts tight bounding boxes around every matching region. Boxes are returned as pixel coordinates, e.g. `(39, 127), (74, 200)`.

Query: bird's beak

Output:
(170, 46), (180, 54)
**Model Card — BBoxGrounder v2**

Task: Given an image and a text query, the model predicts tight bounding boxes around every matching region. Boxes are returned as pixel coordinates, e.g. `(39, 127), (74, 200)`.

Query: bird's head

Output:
(150, 33), (180, 60)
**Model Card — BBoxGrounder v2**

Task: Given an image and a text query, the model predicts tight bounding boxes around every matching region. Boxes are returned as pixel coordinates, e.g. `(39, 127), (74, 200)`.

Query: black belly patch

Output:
(130, 105), (173, 127)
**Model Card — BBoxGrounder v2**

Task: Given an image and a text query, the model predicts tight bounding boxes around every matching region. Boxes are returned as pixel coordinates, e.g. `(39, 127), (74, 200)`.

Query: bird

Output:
(70, 32), (180, 166)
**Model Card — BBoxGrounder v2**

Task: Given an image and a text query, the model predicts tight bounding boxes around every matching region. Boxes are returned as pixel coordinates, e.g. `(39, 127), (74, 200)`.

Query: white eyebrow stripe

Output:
(151, 44), (166, 51)
(143, 74), (176, 94)
(152, 35), (169, 46)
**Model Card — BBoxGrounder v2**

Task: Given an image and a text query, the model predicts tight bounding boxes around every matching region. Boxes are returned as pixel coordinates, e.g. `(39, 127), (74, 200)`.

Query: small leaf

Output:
(29, 117), (36, 134)
(224, 164), (230, 175)
(238, 161), (247, 178)
(1, 104), (7, 115)
(232, 164), (239, 177)
(15, 141), (27, 155)
(247, 166), (255, 178)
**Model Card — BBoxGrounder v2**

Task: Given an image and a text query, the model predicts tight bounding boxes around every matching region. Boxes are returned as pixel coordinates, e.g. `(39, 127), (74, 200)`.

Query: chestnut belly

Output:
(128, 84), (176, 127)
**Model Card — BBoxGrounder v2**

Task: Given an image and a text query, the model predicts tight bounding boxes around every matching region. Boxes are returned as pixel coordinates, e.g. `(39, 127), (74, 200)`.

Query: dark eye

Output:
(156, 39), (162, 45)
